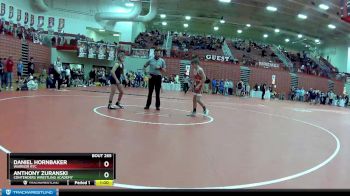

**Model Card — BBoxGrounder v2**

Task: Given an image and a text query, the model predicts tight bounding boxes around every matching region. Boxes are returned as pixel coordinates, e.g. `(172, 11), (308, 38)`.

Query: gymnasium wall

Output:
(0, 35), (22, 73)
(249, 67), (291, 95)
(298, 74), (329, 93)
(0, 35), (51, 73)
(165, 59), (344, 95)
(321, 42), (350, 73)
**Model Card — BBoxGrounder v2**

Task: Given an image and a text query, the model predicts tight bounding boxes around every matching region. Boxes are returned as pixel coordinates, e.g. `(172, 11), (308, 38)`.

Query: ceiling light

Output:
(185, 16), (191, 20)
(125, 2), (134, 7)
(220, 19), (225, 24)
(160, 14), (166, 19)
(328, 24), (336, 29)
(214, 26), (219, 31)
(237, 29), (242, 34)
(315, 39), (320, 43)
(263, 34), (268, 38)
(319, 4), (329, 10)
(113, 34), (120, 37)
(219, 0), (231, 3)
(298, 34), (303, 38)
(184, 23), (189, 28)
(246, 24), (251, 27)
(162, 22), (167, 26)
(99, 29), (105, 32)
(275, 28), (280, 33)
(266, 6), (277, 12)
(285, 38), (290, 43)
(298, 14), (308, 19)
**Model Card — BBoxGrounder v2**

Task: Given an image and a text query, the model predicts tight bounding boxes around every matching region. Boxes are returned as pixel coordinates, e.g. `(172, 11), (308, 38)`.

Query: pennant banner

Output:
(24, 12), (29, 24)
(58, 18), (65, 30)
(17, 9), (21, 22)
(0, 3), (5, 16)
(9, 6), (13, 19)
(48, 17), (54, 28)
(30, 14), (34, 26)
(37, 16), (44, 28)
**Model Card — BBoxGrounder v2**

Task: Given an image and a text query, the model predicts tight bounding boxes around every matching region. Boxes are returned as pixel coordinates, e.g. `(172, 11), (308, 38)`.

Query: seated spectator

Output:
(236, 81), (244, 96)
(27, 76), (38, 91)
(46, 74), (55, 89)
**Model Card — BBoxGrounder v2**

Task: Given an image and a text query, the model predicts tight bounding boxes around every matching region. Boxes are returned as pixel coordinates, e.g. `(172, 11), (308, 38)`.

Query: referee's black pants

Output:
(146, 74), (162, 108)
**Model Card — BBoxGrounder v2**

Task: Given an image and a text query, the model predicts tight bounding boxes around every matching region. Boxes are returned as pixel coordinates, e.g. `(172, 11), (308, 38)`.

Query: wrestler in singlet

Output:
(194, 68), (203, 95)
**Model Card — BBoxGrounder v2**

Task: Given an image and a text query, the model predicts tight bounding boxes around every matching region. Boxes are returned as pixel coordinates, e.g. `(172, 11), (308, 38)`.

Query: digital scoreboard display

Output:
(7, 153), (116, 187)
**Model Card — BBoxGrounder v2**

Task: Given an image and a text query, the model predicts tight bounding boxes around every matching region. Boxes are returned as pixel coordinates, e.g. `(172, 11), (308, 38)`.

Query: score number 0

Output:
(104, 161), (110, 178)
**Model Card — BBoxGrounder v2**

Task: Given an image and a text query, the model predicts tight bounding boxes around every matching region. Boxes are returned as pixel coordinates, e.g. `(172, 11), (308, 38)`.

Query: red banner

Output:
(24, 12), (29, 24)
(17, 9), (21, 22)
(9, 6), (13, 19)
(0, 3), (5, 16)
(30, 15), (34, 26)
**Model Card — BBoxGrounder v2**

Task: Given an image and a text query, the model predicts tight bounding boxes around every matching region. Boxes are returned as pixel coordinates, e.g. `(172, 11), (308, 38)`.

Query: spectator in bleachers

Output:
(46, 74), (55, 89)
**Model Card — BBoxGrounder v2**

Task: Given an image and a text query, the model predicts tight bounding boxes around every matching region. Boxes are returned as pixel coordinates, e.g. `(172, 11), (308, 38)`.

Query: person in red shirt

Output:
(5, 56), (14, 90)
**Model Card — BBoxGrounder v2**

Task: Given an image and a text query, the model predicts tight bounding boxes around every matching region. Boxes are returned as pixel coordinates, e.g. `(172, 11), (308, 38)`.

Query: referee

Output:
(144, 48), (167, 110)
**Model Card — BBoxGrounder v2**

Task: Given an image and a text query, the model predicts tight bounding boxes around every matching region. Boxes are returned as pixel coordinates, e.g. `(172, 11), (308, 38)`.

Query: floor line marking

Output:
(0, 94), (341, 189)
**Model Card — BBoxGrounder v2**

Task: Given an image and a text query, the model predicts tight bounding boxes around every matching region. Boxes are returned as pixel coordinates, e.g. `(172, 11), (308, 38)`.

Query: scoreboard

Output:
(7, 153), (116, 187)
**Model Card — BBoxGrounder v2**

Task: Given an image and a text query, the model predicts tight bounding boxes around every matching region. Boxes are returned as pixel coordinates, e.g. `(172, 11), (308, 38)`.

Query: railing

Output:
(271, 45), (294, 70)
(163, 31), (173, 57)
(222, 40), (233, 60)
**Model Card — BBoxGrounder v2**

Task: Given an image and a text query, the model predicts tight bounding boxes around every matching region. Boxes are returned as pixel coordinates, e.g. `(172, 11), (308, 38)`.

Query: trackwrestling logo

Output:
(2, 189), (57, 195)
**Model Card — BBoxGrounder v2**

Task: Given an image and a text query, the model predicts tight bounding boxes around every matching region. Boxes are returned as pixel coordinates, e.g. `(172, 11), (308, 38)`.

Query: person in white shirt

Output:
(65, 66), (71, 87)
(246, 83), (250, 96)
(224, 79), (229, 96)
(27, 75), (38, 91)
(54, 56), (64, 90)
